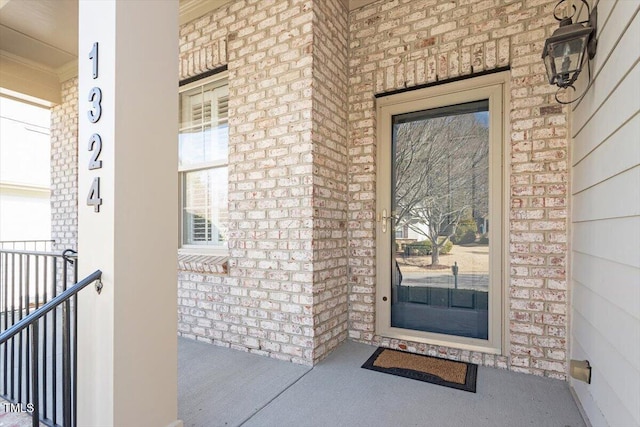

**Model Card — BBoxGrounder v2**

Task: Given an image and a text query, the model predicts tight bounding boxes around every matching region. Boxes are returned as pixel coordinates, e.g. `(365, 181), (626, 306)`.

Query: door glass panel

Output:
(391, 100), (490, 340)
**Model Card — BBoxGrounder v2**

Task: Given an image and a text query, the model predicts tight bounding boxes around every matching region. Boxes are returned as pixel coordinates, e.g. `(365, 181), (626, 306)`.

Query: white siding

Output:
(570, 1), (640, 426)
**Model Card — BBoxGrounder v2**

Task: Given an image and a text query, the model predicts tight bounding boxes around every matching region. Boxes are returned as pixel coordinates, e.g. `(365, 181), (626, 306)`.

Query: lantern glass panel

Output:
(551, 37), (587, 75)
(545, 34), (589, 86)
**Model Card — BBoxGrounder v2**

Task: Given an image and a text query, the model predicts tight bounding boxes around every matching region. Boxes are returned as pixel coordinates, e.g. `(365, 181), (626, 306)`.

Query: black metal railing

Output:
(0, 248), (101, 427)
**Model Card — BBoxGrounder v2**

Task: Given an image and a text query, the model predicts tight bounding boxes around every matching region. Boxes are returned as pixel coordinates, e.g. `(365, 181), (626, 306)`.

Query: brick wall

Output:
(310, 0), (350, 362)
(177, 0), (350, 364)
(50, 78), (78, 253)
(347, 0), (570, 379)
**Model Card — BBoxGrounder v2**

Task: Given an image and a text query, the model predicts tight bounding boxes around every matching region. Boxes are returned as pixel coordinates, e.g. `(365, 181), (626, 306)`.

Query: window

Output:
(376, 72), (507, 354)
(179, 74), (229, 250)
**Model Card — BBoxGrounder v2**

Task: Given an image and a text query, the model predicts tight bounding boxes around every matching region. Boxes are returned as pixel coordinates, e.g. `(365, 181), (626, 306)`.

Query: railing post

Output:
(30, 321), (39, 427)
(72, 256), (78, 427)
(63, 299), (72, 427)
(10, 252), (15, 400)
(2, 251), (7, 395)
(25, 255), (30, 405)
(62, 248), (77, 427)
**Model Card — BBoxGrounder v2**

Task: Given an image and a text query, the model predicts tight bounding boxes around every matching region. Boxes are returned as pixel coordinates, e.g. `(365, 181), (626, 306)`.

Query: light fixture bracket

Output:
(586, 5), (598, 60)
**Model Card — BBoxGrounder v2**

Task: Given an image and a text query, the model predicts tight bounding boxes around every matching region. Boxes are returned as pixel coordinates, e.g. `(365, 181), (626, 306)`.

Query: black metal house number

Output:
(87, 42), (103, 212)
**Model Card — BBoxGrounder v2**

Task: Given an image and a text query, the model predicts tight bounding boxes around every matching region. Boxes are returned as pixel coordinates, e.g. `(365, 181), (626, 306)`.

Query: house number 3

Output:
(87, 42), (103, 212)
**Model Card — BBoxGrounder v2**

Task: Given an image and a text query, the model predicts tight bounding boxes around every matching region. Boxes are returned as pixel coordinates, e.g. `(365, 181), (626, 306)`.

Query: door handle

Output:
(380, 209), (391, 233)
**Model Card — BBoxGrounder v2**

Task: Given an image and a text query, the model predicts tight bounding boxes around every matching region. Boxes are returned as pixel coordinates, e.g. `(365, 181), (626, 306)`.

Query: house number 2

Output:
(87, 42), (103, 212)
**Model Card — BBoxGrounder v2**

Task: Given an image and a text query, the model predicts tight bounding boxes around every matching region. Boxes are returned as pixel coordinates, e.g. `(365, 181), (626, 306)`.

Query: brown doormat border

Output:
(361, 347), (478, 393)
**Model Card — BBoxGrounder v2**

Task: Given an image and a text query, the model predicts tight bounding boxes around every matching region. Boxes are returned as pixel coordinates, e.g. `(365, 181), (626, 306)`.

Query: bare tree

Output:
(394, 111), (488, 265)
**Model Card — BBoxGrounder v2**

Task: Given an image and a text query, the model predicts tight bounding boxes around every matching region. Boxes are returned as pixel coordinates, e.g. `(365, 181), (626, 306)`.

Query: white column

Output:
(77, 1), (179, 426)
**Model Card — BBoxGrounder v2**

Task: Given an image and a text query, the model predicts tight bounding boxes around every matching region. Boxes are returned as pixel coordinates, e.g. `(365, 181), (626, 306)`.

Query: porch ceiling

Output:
(0, 0), (77, 69)
(0, 0), (77, 105)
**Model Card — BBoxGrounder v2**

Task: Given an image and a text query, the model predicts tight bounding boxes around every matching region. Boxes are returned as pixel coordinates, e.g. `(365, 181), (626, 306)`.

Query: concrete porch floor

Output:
(178, 337), (586, 427)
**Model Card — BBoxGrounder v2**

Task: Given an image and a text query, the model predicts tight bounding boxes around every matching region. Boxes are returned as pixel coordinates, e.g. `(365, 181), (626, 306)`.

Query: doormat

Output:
(361, 347), (477, 393)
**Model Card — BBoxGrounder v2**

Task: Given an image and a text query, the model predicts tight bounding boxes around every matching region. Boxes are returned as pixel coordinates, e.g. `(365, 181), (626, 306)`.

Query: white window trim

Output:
(375, 71), (510, 355)
(178, 71), (229, 256)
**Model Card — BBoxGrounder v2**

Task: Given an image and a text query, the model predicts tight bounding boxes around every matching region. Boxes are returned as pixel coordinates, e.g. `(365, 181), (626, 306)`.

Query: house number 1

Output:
(87, 42), (103, 212)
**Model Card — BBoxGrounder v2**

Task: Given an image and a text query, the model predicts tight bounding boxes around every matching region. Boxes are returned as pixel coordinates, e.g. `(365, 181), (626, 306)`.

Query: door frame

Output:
(375, 72), (510, 354)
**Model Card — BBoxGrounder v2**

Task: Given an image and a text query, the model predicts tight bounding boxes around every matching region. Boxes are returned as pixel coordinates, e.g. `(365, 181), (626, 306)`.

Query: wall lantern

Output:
(542, 0), (597, 103)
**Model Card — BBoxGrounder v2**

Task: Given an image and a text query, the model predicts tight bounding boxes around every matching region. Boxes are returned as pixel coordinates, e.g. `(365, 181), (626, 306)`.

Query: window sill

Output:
(178, 252), (228, 274)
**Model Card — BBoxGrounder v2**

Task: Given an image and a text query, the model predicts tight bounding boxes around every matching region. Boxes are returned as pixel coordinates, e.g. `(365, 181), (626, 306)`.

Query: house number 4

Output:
(87, 42), (103, 212)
